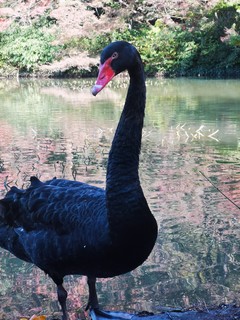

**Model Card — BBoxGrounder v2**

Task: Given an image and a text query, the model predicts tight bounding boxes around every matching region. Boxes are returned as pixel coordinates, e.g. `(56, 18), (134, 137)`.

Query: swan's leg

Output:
(86, 277), (133, 319)
(86, 276), (99, 310)
(57, 283), (68, 320)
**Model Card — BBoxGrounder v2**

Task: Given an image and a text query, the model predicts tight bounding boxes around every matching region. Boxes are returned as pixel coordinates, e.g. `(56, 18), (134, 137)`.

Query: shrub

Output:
(64, 33), (111, 55)
(0, 19), (61, 71)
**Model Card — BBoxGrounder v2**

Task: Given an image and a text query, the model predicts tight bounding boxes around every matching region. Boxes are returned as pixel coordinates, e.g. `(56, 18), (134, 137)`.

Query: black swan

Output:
(0, 41), (158, 320)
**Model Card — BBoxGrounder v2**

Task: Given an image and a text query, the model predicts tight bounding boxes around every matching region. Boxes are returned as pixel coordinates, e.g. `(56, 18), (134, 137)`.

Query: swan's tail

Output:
(0, 202), (8, 229)
(0, 202), (30, 263)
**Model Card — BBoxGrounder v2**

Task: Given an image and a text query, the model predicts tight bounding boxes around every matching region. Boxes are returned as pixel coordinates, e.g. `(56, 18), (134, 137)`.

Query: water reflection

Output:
(0, 78), (240, 319)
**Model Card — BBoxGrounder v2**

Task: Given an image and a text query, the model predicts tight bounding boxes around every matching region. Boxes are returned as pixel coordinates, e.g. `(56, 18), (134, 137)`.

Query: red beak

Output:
(91, 57), (115, 96)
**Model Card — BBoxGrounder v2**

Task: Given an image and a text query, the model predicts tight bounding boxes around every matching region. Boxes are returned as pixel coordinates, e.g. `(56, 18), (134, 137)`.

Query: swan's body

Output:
(0, 41), (158, 319)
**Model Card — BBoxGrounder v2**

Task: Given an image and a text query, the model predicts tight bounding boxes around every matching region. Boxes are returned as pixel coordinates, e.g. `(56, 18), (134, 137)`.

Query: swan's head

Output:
(91, 41), (140, 96)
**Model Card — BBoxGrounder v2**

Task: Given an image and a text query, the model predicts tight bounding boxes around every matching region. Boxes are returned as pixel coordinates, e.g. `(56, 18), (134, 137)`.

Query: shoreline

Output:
(1, 65), (240, 80)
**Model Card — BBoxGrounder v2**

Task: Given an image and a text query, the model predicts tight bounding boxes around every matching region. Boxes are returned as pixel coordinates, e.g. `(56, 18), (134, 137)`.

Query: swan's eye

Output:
(112, 52), (118, 60)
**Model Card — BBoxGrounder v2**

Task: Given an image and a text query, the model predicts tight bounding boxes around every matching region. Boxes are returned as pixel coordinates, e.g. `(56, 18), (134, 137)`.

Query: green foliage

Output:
(1, 1), (240, 77)
(193, 2), (240, 73)
(0, 18), (61, 71)
(229, 35), (240, 46)
(134, 24), (199, 75)
(64, 33), (111, 55)
(105, 1), (122, 10)
(71, 0), (240, 77)
(118, 1), (240, 76)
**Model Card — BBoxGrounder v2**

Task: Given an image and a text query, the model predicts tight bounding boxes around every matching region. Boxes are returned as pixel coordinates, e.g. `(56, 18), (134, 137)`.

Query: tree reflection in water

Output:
(0, 78), (240, 319)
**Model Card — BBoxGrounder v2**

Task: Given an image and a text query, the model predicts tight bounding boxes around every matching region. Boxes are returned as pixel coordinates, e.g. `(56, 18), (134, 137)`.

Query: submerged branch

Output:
(199, 171), (240, 210)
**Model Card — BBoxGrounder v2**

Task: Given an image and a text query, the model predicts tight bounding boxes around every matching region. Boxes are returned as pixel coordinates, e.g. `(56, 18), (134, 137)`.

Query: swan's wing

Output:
(0, 177), (109, 268)
(1, 177), (106, 234)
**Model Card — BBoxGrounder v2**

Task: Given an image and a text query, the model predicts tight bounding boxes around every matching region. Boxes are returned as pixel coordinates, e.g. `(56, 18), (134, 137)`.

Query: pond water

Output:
(0, 77), (240, 319)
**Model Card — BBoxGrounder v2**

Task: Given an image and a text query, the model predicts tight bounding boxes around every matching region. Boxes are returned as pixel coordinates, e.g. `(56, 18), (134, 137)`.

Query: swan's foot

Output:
(90, 308), (134, 320)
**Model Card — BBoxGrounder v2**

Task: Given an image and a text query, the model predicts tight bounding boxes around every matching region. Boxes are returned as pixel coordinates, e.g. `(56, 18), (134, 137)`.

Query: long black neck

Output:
(106, 60), (146, 202)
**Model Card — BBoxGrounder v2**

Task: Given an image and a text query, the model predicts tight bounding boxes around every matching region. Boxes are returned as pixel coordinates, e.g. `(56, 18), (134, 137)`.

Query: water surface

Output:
(0, 78), (240, 319)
